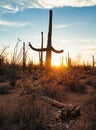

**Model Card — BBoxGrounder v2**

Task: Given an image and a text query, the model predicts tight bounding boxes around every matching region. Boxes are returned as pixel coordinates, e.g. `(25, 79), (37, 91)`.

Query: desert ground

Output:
(0, 65), (96, 130)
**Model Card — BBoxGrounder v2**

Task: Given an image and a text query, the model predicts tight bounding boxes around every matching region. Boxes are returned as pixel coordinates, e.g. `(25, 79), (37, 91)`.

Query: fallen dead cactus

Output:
(41, 96), (80, 122)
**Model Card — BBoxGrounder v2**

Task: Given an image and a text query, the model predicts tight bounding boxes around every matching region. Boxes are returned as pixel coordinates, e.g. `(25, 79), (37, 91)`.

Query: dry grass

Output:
(13, 97), (47, 130)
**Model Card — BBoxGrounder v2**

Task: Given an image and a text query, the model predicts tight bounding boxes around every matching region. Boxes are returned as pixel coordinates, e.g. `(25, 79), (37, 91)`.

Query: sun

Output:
(51, 54), (61, 67)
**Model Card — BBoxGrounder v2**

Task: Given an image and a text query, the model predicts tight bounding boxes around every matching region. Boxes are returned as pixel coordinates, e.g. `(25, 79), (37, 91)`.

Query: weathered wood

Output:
(41, 96), (76, 109)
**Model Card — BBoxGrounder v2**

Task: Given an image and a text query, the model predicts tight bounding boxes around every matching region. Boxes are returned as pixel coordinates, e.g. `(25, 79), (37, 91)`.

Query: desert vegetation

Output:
(0, 58), (96, 130)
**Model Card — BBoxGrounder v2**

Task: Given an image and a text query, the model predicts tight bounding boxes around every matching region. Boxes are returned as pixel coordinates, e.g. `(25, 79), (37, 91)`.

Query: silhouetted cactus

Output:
(39, 32), (43, 68)
(92, 55), (95, 68)
(66, 52), (71, 67)
(29, 10), (63, 68)
(23, 42), (26, 71)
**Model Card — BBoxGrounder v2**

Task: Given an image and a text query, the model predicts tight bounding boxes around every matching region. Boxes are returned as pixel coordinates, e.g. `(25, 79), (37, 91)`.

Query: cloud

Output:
(0, 0), (96, 15)
(54, 22), (88, 29)
(54, 24), (69, 29)
(0, 1), (19, 14)
(38, 0), (96, 8)
(0, 20), (28, 27)
(0, 0), (40, 15)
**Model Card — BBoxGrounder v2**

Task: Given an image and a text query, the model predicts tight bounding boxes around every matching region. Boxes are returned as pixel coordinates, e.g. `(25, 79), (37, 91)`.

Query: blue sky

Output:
(0, 0), (96, 65)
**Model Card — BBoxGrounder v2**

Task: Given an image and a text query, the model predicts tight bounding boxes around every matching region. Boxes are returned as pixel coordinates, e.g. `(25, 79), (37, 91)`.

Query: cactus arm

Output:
(29, 42), (47, 52)
(51, 46), (64, 53)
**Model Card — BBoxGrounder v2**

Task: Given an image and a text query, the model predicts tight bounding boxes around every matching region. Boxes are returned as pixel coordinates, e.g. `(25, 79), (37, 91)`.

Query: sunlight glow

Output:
(51, 54), (61, 66)
(51, 59), (60, 66)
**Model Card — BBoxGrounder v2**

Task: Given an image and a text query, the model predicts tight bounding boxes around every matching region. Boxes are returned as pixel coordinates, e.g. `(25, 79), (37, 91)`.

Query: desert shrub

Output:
(56, 71), (86, 94)
(13, 96), (47, 130)
(20, 79), (42, 97)
(9, 80), (16, 87)
(41, 69), (87, 98)
(44, 72), (57, 84)
(0, 75), (7, 82)
(0, 63), (22, 84)
(0, 68), (4, 76)
(86, 77), (93, 86)
(66, 79), (87, 93)
(84, 65), (91, 71)
(0, 79), (47, 130)
(0, 95), (47, 130)
(0, 107), (6, 127)
(90, 69), (96, 75)
(86, 76), (96, 88)
(42, 84), (66, 101)
(0, 85), (9, 94)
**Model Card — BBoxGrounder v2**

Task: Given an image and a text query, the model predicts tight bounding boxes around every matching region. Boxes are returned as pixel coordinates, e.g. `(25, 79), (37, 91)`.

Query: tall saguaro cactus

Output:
(29, 10), (63, 68)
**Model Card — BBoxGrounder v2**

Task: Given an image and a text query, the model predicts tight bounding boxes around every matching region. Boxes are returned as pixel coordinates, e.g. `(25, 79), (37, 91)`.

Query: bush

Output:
(13, 96), (47, 130)
(42, 84), (66, 101)
(0, 86), (9, 94)
(66, 79), (87, 93)
(9, 80), (16, 87)
(0, 107), (6, 127)
(0, 75), (7, 82)
(86, 76), (96, 88)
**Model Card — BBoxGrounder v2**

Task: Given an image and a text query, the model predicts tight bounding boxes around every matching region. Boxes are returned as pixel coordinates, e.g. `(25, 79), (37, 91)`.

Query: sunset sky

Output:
(0, 0), (96, 66)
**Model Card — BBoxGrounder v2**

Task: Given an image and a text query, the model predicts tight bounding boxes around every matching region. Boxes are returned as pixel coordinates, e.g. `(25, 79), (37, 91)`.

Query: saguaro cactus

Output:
(66, 52), (71, 67)
(40, 32), (43, 68)
(92, 55), (95, 68)
(29, 10), (63, 68)
(23, 42), (26, 71)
